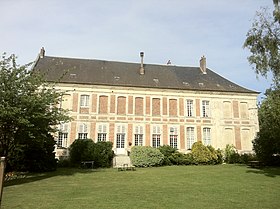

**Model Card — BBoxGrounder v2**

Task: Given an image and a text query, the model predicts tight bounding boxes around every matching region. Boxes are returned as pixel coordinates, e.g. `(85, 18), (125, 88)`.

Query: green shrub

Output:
(215, 149), (224, 164)
(169, 152), (186, 165)
(183, 153), (195, 165)
(93, 141), (114, 168)
(69, 139), (94, 166)
(158, 145), (177, 165)
(191, 142), (213, 164)
(69, 139), (114, 168)
(223, 144), (241, 164)
(239, 153), (257, 164)
(57, 158), (72, 168)
(130, 146), (164, 167)
(190, 142), (222, 165)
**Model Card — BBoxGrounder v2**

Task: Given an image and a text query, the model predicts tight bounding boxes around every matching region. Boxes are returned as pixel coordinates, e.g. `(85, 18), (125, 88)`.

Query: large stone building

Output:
(33, 48), (259, 158)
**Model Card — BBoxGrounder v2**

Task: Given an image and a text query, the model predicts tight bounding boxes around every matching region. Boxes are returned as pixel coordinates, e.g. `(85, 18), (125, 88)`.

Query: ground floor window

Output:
(78, 123), (88, 139)
(78, 133), (88, 139)
(97, 124), (108, 142)
(134, 134), (143, 146)
(169, 135), (178, 149)
(116, 133), (125, 148)
(186, 127), (195, 150)
(97, 133), (107, 142)
(58, 132), (68, 148)
(152, 134), (161, 148)
(203, 127), (211, 145)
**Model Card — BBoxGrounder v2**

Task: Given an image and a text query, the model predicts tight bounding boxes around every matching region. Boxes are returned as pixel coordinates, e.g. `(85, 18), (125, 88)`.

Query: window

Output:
(116, 134), (125, 148)
(223, 101), (232, 118)
(57, 123), (68, 147)
(58, 133), (68, 147)
(223, 128), (234, 148)
(202, 100), (210, 117)
(117, 96), (126, 115)
(97, 124), (107, 142)
(80, 95), (89, 107)
(169, 126), (178, 149)
(135, 97), (144, 115)
(152, 98), (161, 116)
(152, 134), (161, 148)
(203, 128), (211, 145)
(241, 128), (251, 150)
(240, 102), (248, 119)
(134, 125), (144, 146)
(99, 95), (108, 114)
(169, 99), (177, 116)
(116, 124), (126, 148)
(78, 123), (88, 139)
(152, 125), (161, 148)
(186, 127), (195, 150)
(186, 100), (194, 117)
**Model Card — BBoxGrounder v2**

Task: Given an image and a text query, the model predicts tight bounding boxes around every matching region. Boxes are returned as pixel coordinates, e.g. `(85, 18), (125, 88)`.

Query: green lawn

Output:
(2, 165), (280, 209)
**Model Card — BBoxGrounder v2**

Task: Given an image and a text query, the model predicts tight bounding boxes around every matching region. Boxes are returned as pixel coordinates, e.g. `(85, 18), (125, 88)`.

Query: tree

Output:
(0, 53), (70, 171)
(253, 88), (280, 165)
(244, 0), (280, 165)
(243, 1), (280, 85)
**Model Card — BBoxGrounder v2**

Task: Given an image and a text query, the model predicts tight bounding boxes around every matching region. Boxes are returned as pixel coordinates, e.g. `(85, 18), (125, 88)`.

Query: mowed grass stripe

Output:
(2, 165), (280, 209)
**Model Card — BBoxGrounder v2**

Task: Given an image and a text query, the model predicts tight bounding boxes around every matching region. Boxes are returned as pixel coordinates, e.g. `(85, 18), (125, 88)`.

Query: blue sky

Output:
(0, 0), (274, 98)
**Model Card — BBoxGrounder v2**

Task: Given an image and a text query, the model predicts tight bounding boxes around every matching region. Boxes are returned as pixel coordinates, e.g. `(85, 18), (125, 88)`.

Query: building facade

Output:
(33, 49), (259, 157)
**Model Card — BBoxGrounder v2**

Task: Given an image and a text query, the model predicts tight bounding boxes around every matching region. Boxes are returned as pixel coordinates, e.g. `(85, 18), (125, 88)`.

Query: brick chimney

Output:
(200, 55), (207, 74)
(40, 47), (45, 58)
(139, 52), (145, 75)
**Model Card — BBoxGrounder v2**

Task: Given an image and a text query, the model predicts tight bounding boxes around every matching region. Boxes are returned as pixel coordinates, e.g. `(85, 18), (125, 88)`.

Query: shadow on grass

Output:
(4, 167), (105, 187)
(245, 165), (280, 177)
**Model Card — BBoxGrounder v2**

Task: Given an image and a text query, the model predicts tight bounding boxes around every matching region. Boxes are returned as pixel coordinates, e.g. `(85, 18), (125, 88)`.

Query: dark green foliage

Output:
(130, 146), (164, 167)
(224, 144), (258, 164)
(57, 158), (72, 168)
(9, 134), (57, 172)
(94, 141), (114, 168)
(69, 139), (114, 168)
(224, 144), (238, 164)
(157, 143), (222, 166)
(0, 53), (69, 172)
(158, 145), (177, 165)
(168, 152), (186, 165)
(183, 153), (195, 165)
(157, 144), (222, 166)
(69, 139), (93, 165)
(253, 88), (280, 166)
(239, 153), (258, 164)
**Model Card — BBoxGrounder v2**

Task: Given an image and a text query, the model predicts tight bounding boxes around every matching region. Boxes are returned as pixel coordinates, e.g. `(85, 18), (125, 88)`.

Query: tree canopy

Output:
(0, 53), (70, 171)
(244, 1), (280, 165)
(243, 1), (280, 85)
(253, 88), (280, 164)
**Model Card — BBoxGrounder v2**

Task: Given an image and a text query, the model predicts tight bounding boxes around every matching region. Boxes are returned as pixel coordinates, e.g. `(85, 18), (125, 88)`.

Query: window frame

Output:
(78, 123), (88, 139)
(186, 127), (196, 150)
(203, 127), (211, 146)
(202, 100), (210, 117)
(186, 99), (194, 117)
(80, 95), (90, 107)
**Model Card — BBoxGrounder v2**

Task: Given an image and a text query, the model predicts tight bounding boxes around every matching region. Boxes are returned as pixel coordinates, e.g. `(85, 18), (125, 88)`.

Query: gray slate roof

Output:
(33, 56), (257, 94)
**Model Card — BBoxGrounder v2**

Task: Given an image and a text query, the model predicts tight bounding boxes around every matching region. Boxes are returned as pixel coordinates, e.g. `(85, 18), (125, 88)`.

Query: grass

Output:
(2, 165), (280, 209)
